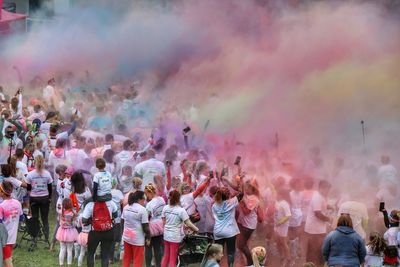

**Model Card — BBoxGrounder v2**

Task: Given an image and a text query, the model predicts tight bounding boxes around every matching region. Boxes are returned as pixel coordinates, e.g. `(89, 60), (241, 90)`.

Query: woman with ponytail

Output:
(25, 155), (53, 242)
(200, 243), (223, 267)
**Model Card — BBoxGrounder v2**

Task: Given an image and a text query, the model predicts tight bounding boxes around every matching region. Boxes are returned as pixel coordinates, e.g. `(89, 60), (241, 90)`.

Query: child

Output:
(77, 215), (90, 267)
(56, 198), (79, 267)
(274, 189), (292, 267)
(92, 158), (113, 202)
(200, 243), (224, 267)
(251, 246), (267, 267)
(366, 232), (387, 267)
(0, 181), (22, 267)
(383, 245), (399, 267)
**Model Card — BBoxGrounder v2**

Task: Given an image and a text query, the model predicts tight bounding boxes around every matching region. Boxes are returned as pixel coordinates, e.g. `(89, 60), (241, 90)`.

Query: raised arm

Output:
(192, 178), (210, 199)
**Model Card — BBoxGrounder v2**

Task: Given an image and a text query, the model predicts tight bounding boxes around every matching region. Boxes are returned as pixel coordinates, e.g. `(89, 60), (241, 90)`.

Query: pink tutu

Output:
(149, 219), (164, 237)
(77, 232), (89, 247)
(56, 227), (79, 243)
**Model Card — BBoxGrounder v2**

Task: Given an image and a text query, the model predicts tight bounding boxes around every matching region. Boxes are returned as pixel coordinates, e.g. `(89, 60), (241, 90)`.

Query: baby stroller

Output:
(177, 233), (213, 266)
(18, 214), (48, 251)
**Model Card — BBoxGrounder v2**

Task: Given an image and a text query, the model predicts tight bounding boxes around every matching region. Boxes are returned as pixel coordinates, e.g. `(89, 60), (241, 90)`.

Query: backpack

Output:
(92, 202), (113, 231)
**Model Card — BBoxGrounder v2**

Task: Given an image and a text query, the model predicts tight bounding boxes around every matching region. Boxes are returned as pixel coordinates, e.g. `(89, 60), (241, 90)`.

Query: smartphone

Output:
(209, 171), (214, 179)
(183, 126), (191, 134)
(234, 156), (241, 166)
(379, 202), (385, 212)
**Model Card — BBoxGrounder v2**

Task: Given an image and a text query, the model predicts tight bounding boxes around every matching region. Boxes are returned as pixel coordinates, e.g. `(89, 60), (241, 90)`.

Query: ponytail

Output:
(35, 155), (45, 173)
(200, 243), (223, 267)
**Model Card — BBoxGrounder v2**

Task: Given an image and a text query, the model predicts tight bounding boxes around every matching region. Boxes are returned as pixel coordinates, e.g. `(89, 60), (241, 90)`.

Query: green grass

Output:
(13, 206), (121, 267)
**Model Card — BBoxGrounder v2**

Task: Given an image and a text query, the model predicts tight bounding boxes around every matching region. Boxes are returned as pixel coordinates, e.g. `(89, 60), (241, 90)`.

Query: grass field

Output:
(13, 206), (121, 267)
(12, 206), (266, 267)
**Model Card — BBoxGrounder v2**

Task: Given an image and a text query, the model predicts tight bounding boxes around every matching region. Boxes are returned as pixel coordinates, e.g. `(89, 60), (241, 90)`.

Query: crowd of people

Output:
(0, 76), (398, 267)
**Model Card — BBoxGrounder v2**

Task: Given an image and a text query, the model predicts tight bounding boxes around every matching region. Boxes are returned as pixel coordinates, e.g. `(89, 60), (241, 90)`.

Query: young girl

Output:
(365, 232), (386, 267)
(200, 243), (224, 267)
(77, 215), (90, 267)
(56, 198), (79, 267)
(251, 246), (267, 267)
(274, 189), (292, 267)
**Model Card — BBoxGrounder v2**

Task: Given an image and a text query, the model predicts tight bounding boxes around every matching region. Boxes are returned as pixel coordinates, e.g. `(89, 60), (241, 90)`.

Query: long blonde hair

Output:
(251, 246), (266, 267)
(35, 155), (45, 173)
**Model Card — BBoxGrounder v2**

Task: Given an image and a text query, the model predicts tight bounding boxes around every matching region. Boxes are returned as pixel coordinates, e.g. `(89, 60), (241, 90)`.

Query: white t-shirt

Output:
(82, 200), (118, 226)
(93, 171), (113, 197)
(301, 190), (314, 223)
(111, 189), (124, 224)
(237, 196), (260, 230)
(162, 205), (189, 243)
(384, 227), (399, 246)
(115, 150), (137, 176)
(274, 200), (291, 237)
(66, 149), (89, 171)
(121, 203), (148, 246)
(43, 85), (55, 101)
(146, 196), (166, 221)
(0, 199), (23, 244)
(212, 197), (240, 240)
(181, 193), (196, 216)
(365, 245), (383, 267)
(118, 175), (133, 194)
(304, 191), (328, 234)
(338, 201), (368, 240)
(134, 158), (166, 186)
(289, 190), (303, 227)
(25, 170), (53, 197)
(378, 164), (398, 185)
(16, 161), (28, 180)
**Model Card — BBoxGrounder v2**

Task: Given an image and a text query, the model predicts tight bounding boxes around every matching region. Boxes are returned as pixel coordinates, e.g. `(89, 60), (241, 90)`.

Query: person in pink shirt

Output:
(0, 181), (23, 267)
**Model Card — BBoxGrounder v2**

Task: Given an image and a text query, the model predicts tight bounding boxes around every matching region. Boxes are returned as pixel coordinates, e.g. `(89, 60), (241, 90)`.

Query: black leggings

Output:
(87, 229), (114, 267)
(145, 235), (164, 267)
(238, 224), (255, 265)
(30, 196), (50, 240)
(215, 235), (236, 267)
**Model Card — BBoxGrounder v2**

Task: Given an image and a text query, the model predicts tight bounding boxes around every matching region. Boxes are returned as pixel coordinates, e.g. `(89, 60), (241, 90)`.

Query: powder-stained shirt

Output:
(162, 205), (189, 243)
(212, 197), (240, 240)
(0, 199), (22, 244)
(93, 171), (113, 197)
(25, 169), (53, 197)
(121, 203), (148, 246)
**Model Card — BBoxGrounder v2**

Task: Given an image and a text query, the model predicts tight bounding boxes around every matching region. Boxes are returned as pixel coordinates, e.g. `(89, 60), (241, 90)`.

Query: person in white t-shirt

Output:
(161, 190), (198, 267)
(237, 180), (262, 266)
(288, 178), (303, 260)
(378, 155), (398, 188)
(92, 158), (113, 202)
(121, 190), (150, 267)
(274, 189), (292, 267)
(43, 78), (56, 105)
(212, 187), (243, 267)
(304, 180), (331, 266)
(144, 183), (166, 267)
(134, 149), (166, 187)
(0, 181), (23, 267)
